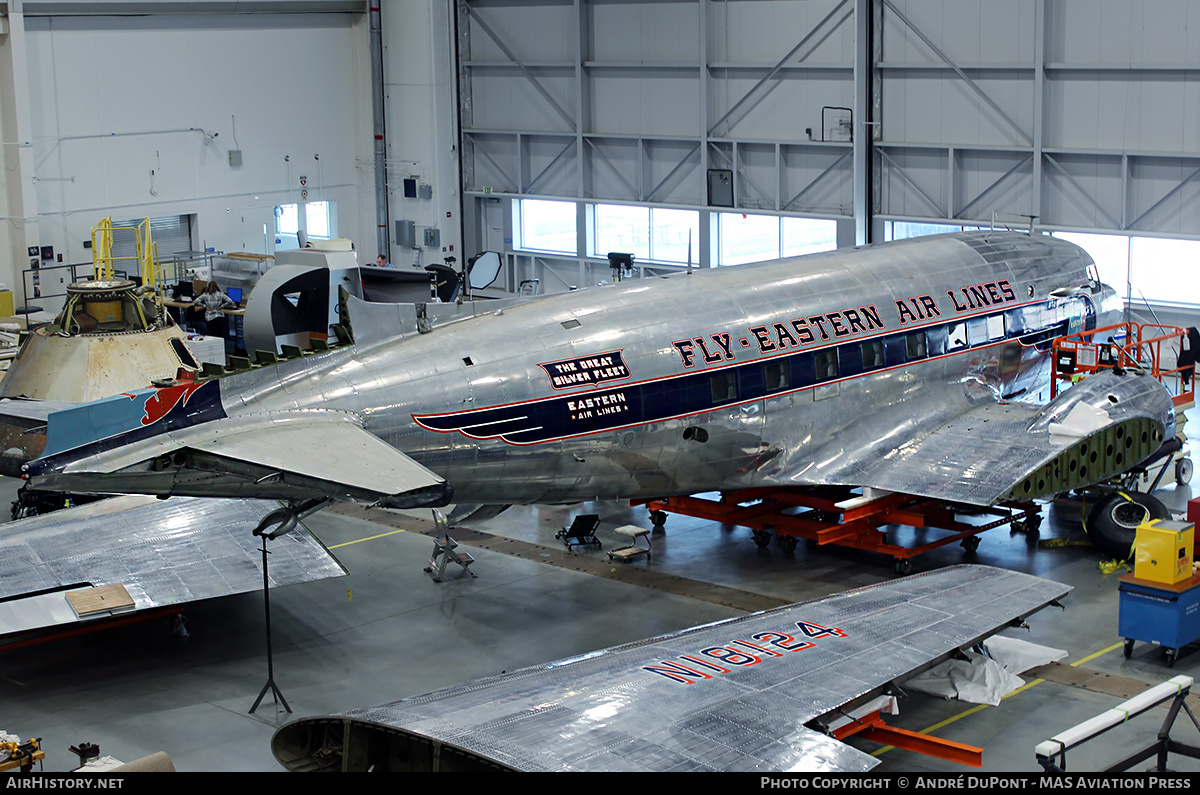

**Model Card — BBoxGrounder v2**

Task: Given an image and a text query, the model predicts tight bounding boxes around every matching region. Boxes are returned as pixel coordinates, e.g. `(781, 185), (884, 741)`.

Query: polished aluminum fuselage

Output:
(217, 233), (1104, 504)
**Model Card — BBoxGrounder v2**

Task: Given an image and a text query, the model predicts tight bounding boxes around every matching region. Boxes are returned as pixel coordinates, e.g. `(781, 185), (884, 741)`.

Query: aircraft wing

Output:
(31, 403), (451, 508)
(0, 494), (346, 636)
(272, 565), (1069, 772)
(761, 369), (1178, 505)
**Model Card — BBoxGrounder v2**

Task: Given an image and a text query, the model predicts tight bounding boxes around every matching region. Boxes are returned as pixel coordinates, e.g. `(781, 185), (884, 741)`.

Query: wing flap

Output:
(47, 410), (448, 506)
(0, 495), (346, 636)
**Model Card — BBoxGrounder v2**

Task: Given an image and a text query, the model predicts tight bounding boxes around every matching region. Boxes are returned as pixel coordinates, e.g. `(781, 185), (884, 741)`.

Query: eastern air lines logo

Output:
(538, 350), (630, 389)
(129, 381), (207, 426)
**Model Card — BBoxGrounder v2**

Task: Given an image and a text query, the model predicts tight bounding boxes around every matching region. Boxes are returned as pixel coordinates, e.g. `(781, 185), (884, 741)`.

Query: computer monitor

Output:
(176, 281), (194, 299)
(226, 287), (243, 304)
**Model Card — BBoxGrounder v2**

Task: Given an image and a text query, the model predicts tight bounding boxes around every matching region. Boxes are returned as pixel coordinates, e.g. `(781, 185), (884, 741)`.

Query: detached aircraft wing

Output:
(272, 565), (1069, 772)
(0, 494), (346, 636)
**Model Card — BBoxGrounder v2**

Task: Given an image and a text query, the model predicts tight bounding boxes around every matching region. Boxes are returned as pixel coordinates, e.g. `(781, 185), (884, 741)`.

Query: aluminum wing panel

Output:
(762, 370), (1177, 506)
(274, 565), (1069, 772)
(56, 411), (446, 501)
(0, 495), (346, 635)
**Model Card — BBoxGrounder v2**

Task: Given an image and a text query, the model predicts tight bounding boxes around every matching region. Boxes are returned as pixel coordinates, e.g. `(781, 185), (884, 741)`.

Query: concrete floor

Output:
(4, 468), (1200, 773)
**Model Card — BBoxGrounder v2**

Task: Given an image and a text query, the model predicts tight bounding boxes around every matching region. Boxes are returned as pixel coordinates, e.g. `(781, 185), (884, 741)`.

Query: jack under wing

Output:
(271, 564), (1070, 772)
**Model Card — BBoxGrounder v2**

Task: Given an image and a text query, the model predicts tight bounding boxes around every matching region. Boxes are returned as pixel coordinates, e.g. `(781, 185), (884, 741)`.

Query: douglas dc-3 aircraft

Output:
(20, 231), (1177, 525)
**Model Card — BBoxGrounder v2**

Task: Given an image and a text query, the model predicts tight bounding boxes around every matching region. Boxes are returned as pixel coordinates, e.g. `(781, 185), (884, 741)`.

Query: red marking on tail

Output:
(141, 382), (205, 426)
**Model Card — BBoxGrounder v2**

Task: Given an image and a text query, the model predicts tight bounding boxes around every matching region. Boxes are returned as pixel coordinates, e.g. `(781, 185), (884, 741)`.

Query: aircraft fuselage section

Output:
(203, 232), (1102, 504)
(25, 232), (1116, 506)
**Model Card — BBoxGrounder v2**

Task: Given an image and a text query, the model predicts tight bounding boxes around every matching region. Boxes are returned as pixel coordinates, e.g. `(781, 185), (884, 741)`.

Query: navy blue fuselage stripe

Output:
(415, 299), (1079, 445)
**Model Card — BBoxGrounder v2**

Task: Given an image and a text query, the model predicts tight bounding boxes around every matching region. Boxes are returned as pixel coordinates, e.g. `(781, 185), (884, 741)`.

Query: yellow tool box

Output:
(1134, 519), (1195, 586)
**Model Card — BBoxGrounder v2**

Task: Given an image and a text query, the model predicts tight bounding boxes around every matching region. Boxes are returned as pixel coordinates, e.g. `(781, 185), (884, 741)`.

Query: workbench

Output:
(1118, 571), (1200, 666)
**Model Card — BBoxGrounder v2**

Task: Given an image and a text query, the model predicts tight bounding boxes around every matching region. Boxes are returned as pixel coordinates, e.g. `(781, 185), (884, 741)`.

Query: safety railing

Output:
(1051, 320), (1196, 408)
(91, 217), (160, 290)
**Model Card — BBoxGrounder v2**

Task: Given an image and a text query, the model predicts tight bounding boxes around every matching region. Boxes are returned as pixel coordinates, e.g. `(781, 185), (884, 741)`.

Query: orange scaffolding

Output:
(1051, 320), (1195, 409)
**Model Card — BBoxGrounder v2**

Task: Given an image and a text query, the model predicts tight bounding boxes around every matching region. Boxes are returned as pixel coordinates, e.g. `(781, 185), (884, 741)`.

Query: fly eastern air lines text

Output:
(671, 279), (1018, 369)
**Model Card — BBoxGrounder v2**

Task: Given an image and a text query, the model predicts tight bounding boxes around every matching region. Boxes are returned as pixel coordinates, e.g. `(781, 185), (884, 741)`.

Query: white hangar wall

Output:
(23, 12), (366, 266)
(0, 1), (461, 302)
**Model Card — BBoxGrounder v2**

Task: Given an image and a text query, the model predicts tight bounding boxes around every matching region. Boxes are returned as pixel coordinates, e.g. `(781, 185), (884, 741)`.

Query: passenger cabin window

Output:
(710, 371), (738, 403)
(906, 330), (927, 360)
(814, 349), (838, 381)
(861, 340), (884, 370)
(947, 322), (968, 351)
(764, 360), (788, 391)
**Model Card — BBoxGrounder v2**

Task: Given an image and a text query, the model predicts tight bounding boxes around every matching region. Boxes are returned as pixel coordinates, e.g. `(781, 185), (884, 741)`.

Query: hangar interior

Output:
(3, 0), (1200, 774)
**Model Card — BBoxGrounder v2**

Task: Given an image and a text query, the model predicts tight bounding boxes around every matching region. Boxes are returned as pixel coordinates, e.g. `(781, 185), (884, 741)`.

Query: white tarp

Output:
(904, 634), (1068, 706)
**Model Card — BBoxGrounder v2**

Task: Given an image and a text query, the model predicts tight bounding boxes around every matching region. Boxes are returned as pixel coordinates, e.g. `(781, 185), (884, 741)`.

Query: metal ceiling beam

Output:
(1043, 153), (1121, 230)
(466, 3), (577, 132)
(878, 148), (945, 217)
(783, 150), (853, 212)
(955, 153), (1033, 219)
(1126, 163), (1200, 231)
(585, 138), (641, 201)
(707, 0), (852, 138)
(883, 0), (1032, 146)
(645, 142), (701, 203)
(525, 139), (577, 195)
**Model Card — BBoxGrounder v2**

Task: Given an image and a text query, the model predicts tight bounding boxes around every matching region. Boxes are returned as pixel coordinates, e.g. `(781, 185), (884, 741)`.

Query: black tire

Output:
(1085, 491), (1171, 559)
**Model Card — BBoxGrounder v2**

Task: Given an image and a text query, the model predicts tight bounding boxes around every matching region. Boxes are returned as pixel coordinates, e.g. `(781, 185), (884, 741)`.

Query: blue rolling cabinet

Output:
(1119, 573), (1200, 667)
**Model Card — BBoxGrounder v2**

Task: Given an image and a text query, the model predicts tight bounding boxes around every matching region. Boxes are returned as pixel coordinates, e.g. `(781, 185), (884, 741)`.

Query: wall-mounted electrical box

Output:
(396, 220), (416, 248)
(228, 150), (243, 167)
(424, 227), (440, 248)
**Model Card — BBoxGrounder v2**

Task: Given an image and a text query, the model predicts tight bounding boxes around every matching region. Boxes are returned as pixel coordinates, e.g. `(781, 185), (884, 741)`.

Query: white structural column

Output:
(853, 0), (870, 243)
(0, 2), (38, 297)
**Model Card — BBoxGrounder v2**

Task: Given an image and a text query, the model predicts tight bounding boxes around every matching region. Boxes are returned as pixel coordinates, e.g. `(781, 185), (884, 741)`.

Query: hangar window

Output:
(884, 221), (983, 241)
(515, 199), (577, 255)
(590, 205), (700, 265)
(717, 213), (836, 266)
(709, 371), (738, 403)
(1051, 231), (1200, 309)
(275, 201), (336, 249)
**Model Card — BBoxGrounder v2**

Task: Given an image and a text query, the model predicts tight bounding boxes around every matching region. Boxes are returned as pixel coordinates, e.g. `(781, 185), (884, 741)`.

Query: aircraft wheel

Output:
(779, 536), (798, 555)
(1086, 491), (1171, 559)
(752, 530), (772, 548)
(893, 558), (912, 575)
(1177, 458), (1194, 486)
